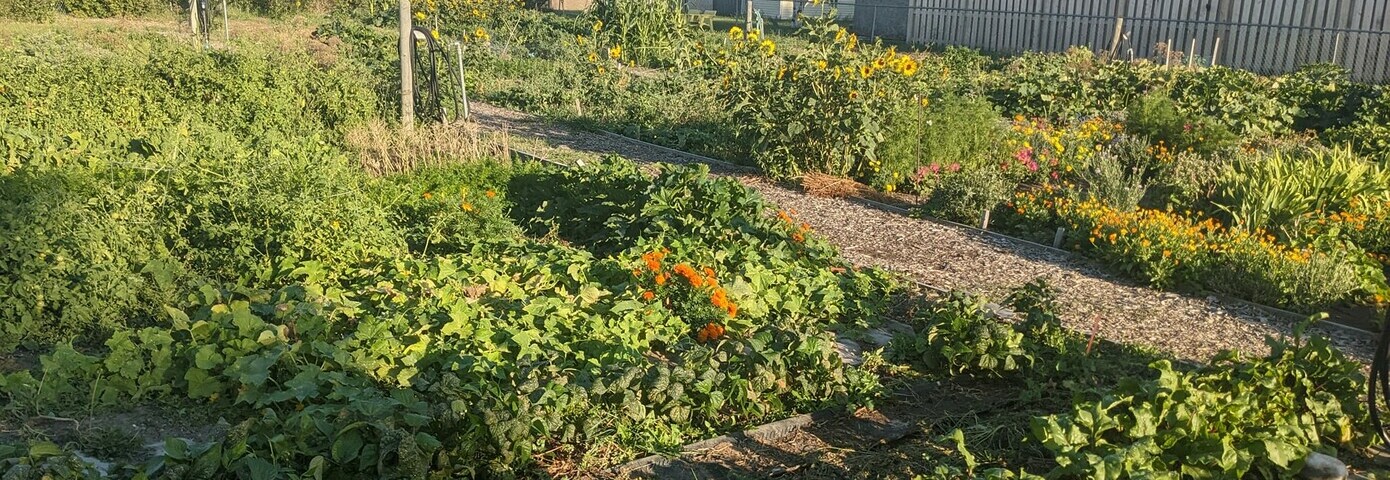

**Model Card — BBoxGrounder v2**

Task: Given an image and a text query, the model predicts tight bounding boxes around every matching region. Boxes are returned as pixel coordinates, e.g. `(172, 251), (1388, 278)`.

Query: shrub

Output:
(920, 166), (1015, 225)
(1126, 90), (1240, 156)
(0, 0), (53, 21)
(1090, 59), (1164, 112)
(151, 131), (407, 284)
(1078, 136), (1147, 212)
(879, 94), (1005, 193)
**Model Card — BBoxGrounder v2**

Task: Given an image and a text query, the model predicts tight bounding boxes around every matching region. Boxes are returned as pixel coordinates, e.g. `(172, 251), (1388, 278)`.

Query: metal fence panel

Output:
(838, 0), (1390, 81)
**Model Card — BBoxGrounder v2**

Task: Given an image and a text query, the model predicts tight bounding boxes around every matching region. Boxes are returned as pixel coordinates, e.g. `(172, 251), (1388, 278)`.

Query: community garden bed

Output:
(0, 1), (1388, 478)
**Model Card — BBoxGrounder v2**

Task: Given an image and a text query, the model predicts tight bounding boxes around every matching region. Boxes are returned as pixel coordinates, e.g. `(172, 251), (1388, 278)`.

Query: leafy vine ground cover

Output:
(322, 0), (1390, 316)
(0, 6), (1384, 480)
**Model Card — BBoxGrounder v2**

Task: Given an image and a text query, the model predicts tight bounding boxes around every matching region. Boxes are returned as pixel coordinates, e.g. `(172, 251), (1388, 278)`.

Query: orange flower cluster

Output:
(710, 287), (738, 318)
(634, 251), (739, 325)
(673, 263), (714, 288)
(696, 322), (726, 343)
(642, 250), (668, 272)
(777, 210), (812, 243)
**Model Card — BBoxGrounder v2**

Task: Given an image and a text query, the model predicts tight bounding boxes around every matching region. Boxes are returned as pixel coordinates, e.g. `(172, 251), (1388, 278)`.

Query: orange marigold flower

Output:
(485, 190), (497, 198)
(703, 267), (716, 278)
(792, 232), (805, 243)
(422, 192), (434, 200)
(642, 290), (655, 301)
(654, 273), (667, 285)
(696, 323), (727, 343)
(462, 202), (475, 212)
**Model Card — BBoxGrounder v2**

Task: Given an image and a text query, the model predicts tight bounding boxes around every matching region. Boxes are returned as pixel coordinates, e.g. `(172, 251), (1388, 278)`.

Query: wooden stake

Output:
(1053, 227), (1066, 249)
(399, 0), (415, 128)
(1212, 37), (1221, 67)
(1188, 38), (1197, 69)
(980, 209), (991, 230)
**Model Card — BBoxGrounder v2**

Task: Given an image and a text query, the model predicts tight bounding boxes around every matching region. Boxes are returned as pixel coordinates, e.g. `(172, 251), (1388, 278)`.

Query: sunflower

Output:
(729, 26), (744, 40)
(608, 45), (623, 60)
(901, 58), (919, 76)
(760, 39), (776, 56)
(859, 65), (873, 79)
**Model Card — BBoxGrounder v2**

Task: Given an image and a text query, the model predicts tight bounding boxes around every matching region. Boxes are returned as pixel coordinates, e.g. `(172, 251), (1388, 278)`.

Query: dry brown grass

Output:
(800, 173), (920, 207)
(346, 119), (511, 176)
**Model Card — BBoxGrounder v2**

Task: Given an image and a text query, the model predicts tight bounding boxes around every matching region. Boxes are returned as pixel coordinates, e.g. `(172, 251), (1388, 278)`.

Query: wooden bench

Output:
(686, 10), (715, 30)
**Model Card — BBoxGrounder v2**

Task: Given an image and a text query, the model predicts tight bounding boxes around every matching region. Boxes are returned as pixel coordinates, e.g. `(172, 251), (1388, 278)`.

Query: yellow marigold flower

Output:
(413, 11), (425, 20)
(609, 45), (623, 59)
(817, 59), (828, 70)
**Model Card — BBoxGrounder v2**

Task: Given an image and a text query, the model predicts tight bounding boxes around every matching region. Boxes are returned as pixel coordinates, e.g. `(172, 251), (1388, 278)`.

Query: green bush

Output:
(0, 162), (181, 352)
(1126, 90), (1239, 156)
(880, 94), (1004, 193)
(60, 0), (162, 17)
(890, 291), (1030, 375)
(0, 0), (53, 21)
(1169, 66), (1292, 136)
(373, 161), (525, 254)
(921, 166), (1015, 225)
(1329, 85), (1390, 156)
(0, 37), (377, 149)
(148, 130), (406, 284)
(1079, 135), (1147, 212)
(1090, 59), (1164, 113)
(1277, 63), (1369, 132)
(991, 48), (1099, 121)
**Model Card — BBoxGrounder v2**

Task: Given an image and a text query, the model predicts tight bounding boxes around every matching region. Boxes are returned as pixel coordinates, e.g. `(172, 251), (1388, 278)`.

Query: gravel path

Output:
(471, 102), (1375, 364)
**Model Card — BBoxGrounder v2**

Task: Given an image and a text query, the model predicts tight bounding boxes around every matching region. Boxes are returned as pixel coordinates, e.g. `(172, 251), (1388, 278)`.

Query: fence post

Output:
(1108, 0), (1127, 58)
(745, 0), (753, 33)
(399, 0), (415, 128)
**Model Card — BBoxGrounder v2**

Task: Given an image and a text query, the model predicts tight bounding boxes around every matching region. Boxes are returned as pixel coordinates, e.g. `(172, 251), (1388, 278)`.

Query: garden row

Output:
(0, 13), (1381, 479)
(326, 0), (1390, 314)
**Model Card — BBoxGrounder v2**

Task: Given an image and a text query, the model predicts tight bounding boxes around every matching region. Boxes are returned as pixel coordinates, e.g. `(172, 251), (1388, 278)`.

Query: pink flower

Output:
(947, 163), (961, 173)
(1051, 171), (1060, 180)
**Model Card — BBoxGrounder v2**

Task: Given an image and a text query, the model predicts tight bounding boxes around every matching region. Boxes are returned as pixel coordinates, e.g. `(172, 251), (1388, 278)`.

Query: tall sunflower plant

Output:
(706, 12), (928, 181)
